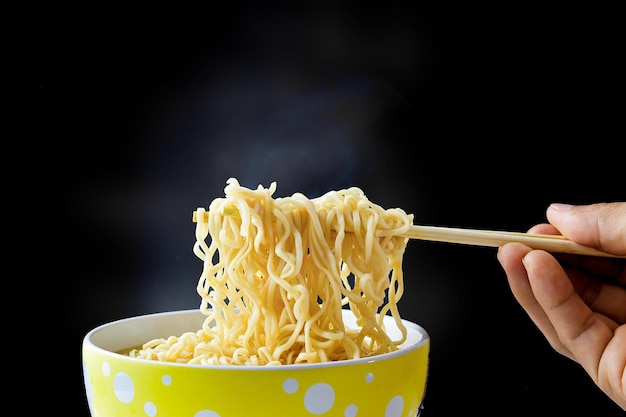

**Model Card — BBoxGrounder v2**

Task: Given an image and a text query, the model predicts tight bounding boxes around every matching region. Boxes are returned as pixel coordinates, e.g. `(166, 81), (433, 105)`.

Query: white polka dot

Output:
(113, 372), (135, 404)
(144, 402), (157, 416)
(194, 411), (220, 417)
(102, 361), (110, 376)
(83, 363), (94, 412)
(344, 404), (358, 417)
(283, 378), (298, 394)
(365, 372), (374, 383)
(384, 395), (404, 417)
(162, 374), (172, 386)
(304, 383), (335, 415)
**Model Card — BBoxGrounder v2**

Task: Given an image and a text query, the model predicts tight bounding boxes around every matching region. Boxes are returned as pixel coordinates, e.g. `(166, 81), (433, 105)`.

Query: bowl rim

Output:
(83, 309), (429, 371)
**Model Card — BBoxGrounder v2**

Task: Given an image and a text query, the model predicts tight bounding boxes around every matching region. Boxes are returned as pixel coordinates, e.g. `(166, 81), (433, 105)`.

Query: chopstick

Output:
(192, 211), (624, 258)
(403, 225), (624, 258)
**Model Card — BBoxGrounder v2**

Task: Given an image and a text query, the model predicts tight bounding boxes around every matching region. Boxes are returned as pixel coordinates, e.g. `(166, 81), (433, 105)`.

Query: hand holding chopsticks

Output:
(496, 202), (626, 410)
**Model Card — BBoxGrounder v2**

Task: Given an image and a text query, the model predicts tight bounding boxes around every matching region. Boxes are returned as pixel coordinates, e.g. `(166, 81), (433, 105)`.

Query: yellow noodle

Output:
(130, 178), (413, 365)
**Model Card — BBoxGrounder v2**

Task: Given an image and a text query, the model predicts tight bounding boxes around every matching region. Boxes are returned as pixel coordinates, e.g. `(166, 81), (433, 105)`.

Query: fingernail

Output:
(549, 203), (574, 211)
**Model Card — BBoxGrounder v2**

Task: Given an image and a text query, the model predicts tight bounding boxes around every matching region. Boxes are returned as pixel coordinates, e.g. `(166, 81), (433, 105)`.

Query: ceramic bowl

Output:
(82, 309), (429, 417)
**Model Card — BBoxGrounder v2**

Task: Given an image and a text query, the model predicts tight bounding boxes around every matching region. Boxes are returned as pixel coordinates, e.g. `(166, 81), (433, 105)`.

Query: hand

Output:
(497, 202), (626, 410)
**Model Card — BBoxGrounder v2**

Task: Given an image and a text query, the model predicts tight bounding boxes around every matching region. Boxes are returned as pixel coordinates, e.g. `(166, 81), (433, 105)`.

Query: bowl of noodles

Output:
(82, 308), (429, 417)
(82, 179), (430, 416)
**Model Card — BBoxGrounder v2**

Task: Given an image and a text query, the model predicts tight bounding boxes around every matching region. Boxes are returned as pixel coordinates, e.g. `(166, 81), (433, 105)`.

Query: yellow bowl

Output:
(82, 309), (429, 417)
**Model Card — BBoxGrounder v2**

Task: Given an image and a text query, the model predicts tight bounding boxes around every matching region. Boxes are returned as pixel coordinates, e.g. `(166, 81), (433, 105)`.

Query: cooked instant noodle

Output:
(129, 178), (414, 365)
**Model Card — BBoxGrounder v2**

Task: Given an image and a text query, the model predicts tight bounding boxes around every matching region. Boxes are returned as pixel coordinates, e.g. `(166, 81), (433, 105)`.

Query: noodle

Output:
(129, 178), (414, 365)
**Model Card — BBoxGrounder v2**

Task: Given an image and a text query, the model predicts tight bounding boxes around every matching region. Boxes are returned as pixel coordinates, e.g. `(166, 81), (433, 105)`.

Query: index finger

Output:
(528, 223), (626, 287)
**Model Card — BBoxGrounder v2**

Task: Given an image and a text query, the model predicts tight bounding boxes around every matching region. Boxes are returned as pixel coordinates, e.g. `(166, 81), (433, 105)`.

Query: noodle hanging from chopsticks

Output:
(130, 178), (413, 365)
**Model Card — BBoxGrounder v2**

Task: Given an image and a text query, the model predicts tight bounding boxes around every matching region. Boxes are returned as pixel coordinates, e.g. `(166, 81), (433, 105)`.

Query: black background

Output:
(29, 3), (625, 416)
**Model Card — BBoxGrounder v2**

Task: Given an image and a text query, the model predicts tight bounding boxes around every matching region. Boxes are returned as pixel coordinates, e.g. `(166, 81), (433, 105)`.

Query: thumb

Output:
(546, 202), (626, 256)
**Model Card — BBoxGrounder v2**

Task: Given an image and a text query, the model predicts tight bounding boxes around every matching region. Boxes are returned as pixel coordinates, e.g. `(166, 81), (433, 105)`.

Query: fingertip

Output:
(521, 248), (541, 265)
(527, 223), (560, 235)
(548, 203), (574, 212)
(521, 252), (529, 267)
(520, 249), (558, 276)
(545, 203), (576, 231)
(498, 242), (532, 269)
(496, 242), (512, 263)
(496, 245), (504, 262)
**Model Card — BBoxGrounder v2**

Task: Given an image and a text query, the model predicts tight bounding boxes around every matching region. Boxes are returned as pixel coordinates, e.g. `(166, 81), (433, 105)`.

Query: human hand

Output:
(497, 202), (626, 410)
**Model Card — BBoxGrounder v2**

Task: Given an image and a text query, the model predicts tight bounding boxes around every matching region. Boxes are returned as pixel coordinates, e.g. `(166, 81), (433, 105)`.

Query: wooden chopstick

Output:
(402, 225), (624, 258)
(192, 211), (624, 258)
